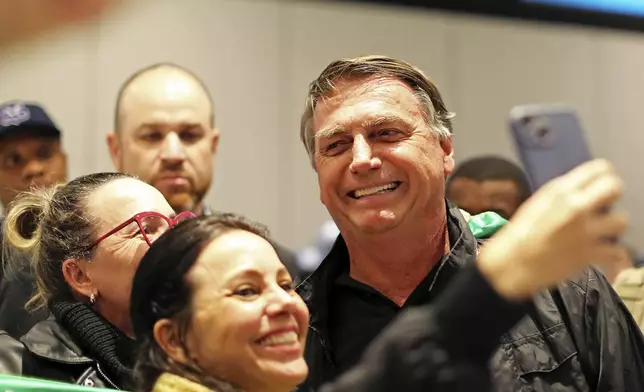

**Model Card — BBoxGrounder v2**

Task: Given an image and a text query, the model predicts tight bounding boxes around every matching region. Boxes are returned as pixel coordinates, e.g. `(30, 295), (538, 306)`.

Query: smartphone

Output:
(508, 104), (592, 192)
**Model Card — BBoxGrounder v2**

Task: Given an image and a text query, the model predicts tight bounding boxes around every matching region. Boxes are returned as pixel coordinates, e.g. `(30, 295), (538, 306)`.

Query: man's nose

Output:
(160, 132), (187, 165)
(349, 134), (381, 174)
(22, 160), (45, 183)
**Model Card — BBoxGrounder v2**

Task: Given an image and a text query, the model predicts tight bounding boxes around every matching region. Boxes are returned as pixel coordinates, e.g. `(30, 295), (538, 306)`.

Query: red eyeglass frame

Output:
(87, 210), (197, 250)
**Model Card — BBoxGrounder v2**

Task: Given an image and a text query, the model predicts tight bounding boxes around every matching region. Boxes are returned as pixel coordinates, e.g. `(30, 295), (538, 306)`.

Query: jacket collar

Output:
(153, 373), (214, 392)
(20, 316), (92, 365)
(297, 200), (479, 344)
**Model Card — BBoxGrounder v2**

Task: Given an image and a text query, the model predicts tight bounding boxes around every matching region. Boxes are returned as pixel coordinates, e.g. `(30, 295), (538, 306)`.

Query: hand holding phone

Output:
(508, 104), (620, 243)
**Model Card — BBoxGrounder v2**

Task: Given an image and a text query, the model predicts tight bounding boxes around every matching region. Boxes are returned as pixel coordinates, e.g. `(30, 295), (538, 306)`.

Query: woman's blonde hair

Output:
(2, 172), (134, 309)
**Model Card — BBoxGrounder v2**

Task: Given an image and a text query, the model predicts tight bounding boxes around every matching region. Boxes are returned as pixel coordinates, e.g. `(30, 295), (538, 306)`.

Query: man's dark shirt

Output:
(329, 261), (441, 374)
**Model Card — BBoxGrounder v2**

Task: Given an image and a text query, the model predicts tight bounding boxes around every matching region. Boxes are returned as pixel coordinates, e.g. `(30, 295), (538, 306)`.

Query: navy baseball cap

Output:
(0, 101), (61, 139)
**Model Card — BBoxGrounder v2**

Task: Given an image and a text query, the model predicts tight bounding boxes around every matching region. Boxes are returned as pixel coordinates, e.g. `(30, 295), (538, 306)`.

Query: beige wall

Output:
(1, 0), (643, 250)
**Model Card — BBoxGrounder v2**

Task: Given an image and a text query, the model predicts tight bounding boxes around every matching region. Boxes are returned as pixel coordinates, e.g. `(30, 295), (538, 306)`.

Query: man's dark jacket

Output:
(298, 204), (644, 392)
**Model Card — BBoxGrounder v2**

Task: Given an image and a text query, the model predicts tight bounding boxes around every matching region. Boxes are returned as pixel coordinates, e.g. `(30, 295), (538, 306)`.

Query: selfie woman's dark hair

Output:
(130, 213), (272, 392)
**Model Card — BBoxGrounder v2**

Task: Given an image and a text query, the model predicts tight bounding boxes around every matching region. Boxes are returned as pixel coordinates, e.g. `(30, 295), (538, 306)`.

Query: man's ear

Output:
(441, 136), (455, 176)
(106, 132), (122, 171)
(154, 319), (190, 365)
(211, 128), (220, 154)
(61, 258), (93, 299)
(60, 150), (69, 181)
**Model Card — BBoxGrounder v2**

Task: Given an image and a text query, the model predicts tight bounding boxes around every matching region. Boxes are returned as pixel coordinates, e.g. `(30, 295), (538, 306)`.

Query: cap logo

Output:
(0, 103), (31, 127)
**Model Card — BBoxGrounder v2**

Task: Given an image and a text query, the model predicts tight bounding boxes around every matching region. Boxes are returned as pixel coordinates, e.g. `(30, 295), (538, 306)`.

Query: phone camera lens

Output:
(526, 116), (554, 148)
(536, 127), (550, 139)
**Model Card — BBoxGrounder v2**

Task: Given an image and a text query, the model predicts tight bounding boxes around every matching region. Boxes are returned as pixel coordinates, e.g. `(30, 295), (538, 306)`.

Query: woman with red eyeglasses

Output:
(0, 172), (195, 389)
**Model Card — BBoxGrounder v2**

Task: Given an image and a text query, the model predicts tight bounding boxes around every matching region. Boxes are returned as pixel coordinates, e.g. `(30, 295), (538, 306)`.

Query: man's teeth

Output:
(260, 331), (298, 346)
(354, 182), (399, 199)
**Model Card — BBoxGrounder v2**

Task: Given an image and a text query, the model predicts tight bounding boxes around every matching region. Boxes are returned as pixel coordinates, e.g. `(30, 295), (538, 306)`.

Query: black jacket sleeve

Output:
(0, 331), (25, 374)
(318, 263), (529, 392)
(557, 267), (644, 391)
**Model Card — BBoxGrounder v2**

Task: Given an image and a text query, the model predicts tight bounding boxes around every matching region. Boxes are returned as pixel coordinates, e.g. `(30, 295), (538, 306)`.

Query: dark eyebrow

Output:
(135, 122), (204, 132)
(134, 123), (160, 133)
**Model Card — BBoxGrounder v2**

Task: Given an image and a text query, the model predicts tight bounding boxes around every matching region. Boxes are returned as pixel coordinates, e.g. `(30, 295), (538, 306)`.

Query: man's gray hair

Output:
(300, 55), (455, 169)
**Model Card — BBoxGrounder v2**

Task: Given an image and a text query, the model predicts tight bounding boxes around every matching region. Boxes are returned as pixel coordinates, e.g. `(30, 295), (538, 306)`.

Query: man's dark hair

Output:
(447, 155), (532, 204)
(113, 63), (215, 133)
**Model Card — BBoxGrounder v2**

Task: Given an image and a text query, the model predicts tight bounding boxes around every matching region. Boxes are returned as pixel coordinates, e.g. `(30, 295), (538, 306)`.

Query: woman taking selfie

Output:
(130, 159), (628, 392)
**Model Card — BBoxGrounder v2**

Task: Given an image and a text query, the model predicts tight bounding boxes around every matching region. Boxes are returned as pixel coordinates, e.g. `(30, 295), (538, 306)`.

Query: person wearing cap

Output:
(0, 101), (67, 339)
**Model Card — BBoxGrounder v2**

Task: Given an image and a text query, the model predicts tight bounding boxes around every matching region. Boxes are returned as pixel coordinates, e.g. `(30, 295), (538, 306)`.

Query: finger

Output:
(556, 159), (615, 191)
(593, 244), (633, 266)
(575, 174), (624, 211)
(587, 211), (629, 240)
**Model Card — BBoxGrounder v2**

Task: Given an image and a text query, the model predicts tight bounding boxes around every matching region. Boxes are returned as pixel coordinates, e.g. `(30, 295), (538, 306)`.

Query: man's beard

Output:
(165, 192), (196, 213)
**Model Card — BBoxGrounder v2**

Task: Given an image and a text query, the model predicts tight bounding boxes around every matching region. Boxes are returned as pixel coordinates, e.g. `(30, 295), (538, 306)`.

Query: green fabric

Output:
(468, 211), (507, 239)
(0, 374), (116, 391)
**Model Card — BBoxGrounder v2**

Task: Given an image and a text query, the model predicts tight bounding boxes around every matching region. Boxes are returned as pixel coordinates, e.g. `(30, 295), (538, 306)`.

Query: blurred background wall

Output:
(1, 0), (642, 250)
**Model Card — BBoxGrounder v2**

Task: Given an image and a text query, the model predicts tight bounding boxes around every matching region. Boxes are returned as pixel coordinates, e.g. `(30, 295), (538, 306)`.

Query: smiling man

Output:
(296, 55), (644, 392)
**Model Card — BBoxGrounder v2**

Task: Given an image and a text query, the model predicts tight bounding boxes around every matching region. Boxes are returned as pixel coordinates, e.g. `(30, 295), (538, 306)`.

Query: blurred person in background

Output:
(0, 101), (67, 339)
(445, 155), (532, 220)
(0, 0), (120, 50)
(106, 63), (300, 277)
(0, 172), (195, 388)
(296, 220), (339, 274)
(445, 154), (639, 286)
(297, 55), (644, 392)
(600, 245), (639, 283)
(611, 248), (644, 333)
